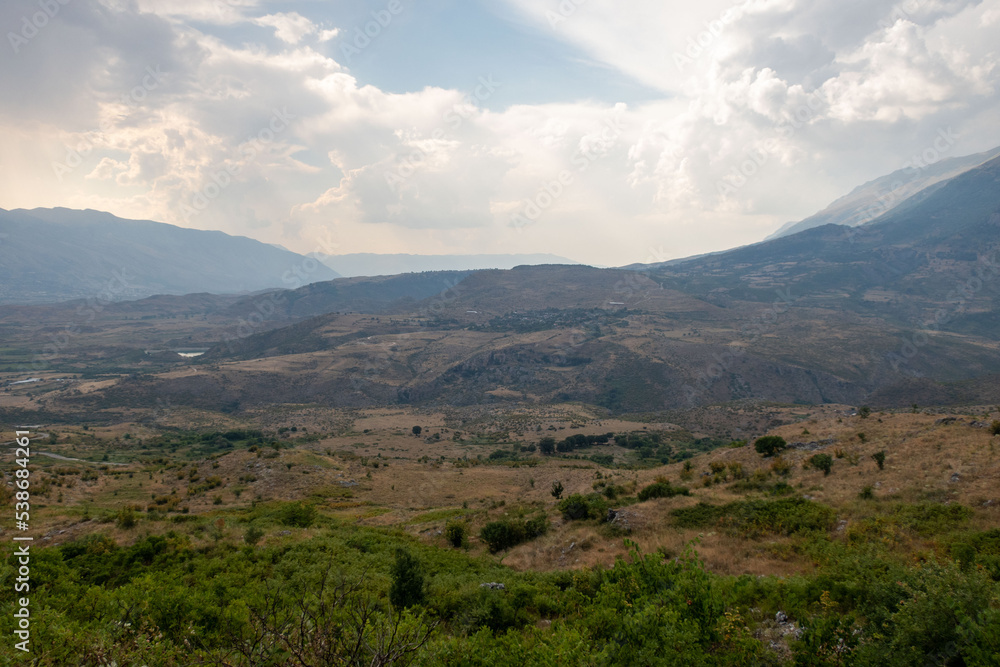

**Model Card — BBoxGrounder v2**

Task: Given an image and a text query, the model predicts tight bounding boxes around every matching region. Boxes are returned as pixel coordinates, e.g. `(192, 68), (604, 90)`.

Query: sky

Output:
(1, 0), (998, 266)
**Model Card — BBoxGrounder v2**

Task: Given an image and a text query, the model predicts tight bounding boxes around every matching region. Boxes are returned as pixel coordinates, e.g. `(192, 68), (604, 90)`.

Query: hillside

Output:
(0, 207), (340, 304)
(766, 144), (1000, 239)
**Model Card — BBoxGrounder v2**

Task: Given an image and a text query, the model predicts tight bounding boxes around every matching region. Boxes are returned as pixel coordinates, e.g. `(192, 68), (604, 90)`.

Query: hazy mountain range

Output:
(313, 253), (581, 278)
(0, 208), (341, 304)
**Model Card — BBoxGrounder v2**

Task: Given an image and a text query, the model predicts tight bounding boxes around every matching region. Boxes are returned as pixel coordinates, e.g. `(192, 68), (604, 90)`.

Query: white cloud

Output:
(0, 0), (998, 266)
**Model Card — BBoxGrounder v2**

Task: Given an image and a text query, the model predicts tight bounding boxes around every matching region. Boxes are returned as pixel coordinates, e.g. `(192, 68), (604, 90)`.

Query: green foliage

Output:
(550, 480), (564, 500)
(809, 453), (834, 476)
(671, 498), (835, 537)
(243, 525), (264, 545)
(558, 493), (609, 521)
(859, 486), (875, 500)
(116, 506), (138, 529)
(390, 548), (426, 609)
(872, 450), (886, 470)
(753, 435), (787, 458)
(637, 481), (690, 502)
(479, 516), (548, 553)
(280, 501), (317, 528)
(3, 510), (999, 665)
(989, 420), (1000, 436)
(445, 521), (468, 549)
(412, 425), (422, 436)
(858, 406), (872, 419)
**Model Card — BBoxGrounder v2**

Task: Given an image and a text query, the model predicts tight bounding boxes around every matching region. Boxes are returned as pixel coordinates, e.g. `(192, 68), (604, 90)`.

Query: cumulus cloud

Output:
(0, 0), (998, 265)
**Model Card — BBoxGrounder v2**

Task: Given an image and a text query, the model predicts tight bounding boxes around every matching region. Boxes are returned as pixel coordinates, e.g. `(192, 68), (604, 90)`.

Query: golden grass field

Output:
(6, 400), (998, 580)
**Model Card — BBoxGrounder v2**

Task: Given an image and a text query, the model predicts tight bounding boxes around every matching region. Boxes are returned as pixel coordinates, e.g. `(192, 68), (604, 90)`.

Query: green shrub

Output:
(116, 506), (138, 529)
(244, 525), (264, 545)
(754, 435), (787, 457)
(445, 521), (468, 549)
(557, 494), (608, 521)
(280, 502), (317, 528)
(479, 515), (548, 553)
(989, 420), (1000, 436)
(637, 481), (690, 502)
(671, 498), (835, 537)
(859, 486), (875, 500)
(872, 450), (886, 470)
(389, 548), (425, 608)
(809, 453), (834, 476)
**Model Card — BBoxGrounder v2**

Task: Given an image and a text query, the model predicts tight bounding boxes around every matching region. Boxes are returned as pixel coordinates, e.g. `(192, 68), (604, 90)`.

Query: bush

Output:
(244, 526), (264, 545)
(280, 502), (317, 528)
(859, 486), (875, 500)
(809, 453), (833, 476)
(754, 435), (787, 457)
(389, 549), (425, 608)
(550, 480), (564, 499)
(990, 420), (1000, 436)
(444, 521), (468, 549)
(671, 498), (835, 537)
(558, 494), (608, 521)
(116, 507), (138, 529)
(479, 516), (548, 553)
(872, 450), (886, 470)
(637, 481), (690, 502)
(770, 456), (792, 476)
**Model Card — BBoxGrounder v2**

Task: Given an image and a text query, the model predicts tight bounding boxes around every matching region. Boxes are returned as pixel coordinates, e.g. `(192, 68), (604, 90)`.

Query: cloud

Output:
(0, 0), (998, 266)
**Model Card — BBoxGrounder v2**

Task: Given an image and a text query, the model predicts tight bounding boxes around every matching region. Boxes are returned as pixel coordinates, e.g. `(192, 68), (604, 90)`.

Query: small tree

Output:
(412, 426), (422, 436)
(116, 507), (137, 529)
(444, 521), (467, 549)
(810, 453), (833, 476)
(550, 480), (564, 500)
(754, 436), (787, 458)
(539, 437), (556, 455)
(872, 450), (886, 470)
(244, 525), (264, 545)
(390, 549), (425, 609)
(990, 420), (1000, 436)
(858, 406), (872, 419)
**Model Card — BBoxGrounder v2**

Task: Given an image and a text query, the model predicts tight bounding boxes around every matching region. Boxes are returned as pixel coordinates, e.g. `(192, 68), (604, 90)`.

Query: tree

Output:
(390, 549), (425, 609)
(444, 522), (467, 549)
(244, 525), (264, 545)
(872, 450), (886, 470)
(539, 437), (556, 455)
(990, 420), (1000, 436)
(550, 480), (564, 500)
(858, 406), (872, 419)
(810, 453), (833, 476)
(412, 426), (422, 436)
(754, 435), (787, 458)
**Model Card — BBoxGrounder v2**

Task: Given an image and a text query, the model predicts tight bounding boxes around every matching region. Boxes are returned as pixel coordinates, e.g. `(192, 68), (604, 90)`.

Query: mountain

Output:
(0, 208), (340, 304)
(7, 154), (1000, 417)
(313, 253), (581, 277)
(766, 145), (1000, 240)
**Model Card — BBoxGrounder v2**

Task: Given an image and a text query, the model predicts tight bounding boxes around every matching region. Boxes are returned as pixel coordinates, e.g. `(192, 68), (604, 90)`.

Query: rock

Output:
(479, 582), (505, 591)
(950, 473), (961, 483)
(776, 611), (788, 624)
(936, 417), (958, 425)
(836, 520), (848, 532)
(606, 509), (618, 523)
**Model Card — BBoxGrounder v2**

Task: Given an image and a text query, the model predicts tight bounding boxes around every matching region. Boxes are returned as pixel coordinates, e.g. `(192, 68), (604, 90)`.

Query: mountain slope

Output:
(766, 145), (1000, 239)
(0, 208), (341, 304)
